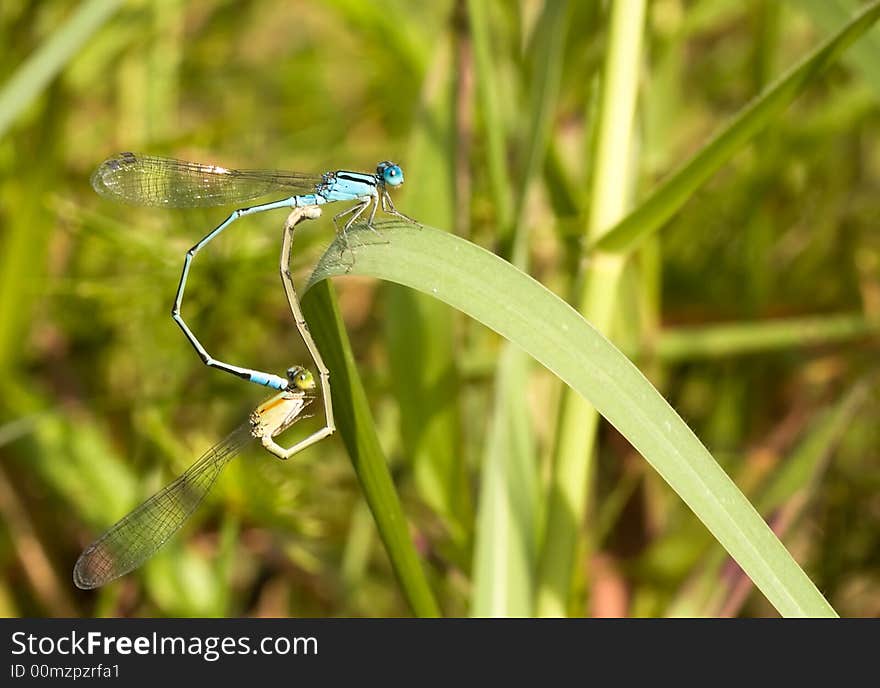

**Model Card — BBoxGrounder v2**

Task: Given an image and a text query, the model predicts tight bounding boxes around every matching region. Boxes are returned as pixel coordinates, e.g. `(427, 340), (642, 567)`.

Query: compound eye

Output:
(383, 165), (404, 186)
(287, 366), (316, 390)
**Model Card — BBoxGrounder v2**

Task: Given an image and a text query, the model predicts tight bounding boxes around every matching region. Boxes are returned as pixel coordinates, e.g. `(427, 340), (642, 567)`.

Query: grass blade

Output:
(471, 345), (538, 616)
(0, 0), (122, 139)
(467, 0), (513, 229)
(652, 313), (880, 361)
(384, 33), (471, 544)
(666, 380), (870, 616)
(471, 0), (569, 617)
(795, 0), (880, 97)
(594, 0), (880, 253)
(301, 280), (441, 618)
(307, 222), (837, 617)
(536, 0), (645, 616)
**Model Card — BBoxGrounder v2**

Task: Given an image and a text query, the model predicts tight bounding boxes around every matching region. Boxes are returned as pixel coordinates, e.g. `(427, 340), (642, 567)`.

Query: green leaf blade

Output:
(301, 280), (441, 618)
(594, 0), (880, 253)
(307, 222), (837, 618)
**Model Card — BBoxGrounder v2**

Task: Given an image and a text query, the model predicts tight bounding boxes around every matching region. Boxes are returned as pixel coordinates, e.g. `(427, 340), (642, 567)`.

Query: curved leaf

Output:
(306, 222), (837, 618)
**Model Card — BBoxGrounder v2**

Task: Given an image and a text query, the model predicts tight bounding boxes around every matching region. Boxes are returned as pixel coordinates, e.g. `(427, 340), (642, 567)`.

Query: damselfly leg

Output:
(273, 207), (336, 458)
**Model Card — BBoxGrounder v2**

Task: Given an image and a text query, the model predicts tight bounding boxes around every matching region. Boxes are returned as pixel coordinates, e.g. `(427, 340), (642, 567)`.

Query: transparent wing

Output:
(73, 424), (254, 589)
(91, 152), (325, 207)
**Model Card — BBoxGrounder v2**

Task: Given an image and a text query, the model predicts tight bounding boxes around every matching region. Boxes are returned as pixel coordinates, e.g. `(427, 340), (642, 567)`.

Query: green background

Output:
(0, 0), (877, 617)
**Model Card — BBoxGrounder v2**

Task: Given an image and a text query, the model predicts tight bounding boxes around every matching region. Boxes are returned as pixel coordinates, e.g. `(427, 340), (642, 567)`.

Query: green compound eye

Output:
(287, 366), (316, 391)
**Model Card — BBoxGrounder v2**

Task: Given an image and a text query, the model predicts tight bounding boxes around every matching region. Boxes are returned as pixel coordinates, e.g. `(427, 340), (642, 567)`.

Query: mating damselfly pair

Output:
(91, 152), (415, 393)
(75, 154), (417, 588)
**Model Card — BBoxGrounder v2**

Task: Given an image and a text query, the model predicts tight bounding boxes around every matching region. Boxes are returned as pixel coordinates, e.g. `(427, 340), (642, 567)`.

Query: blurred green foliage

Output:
(0, 0), (877, 617)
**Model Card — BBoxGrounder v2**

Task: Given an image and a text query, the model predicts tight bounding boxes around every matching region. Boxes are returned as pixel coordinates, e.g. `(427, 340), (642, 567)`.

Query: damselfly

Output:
(90, 152), (415, 393)
(73, 365), (318, 590)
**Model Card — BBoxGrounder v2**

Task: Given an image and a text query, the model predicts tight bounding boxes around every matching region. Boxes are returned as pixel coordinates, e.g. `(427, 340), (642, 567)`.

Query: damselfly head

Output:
(286, 366), (316, 392)
(377, 161), (404, 188)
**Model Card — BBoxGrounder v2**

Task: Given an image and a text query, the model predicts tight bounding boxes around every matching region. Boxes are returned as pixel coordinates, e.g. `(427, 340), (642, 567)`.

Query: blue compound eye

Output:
(382, 164), (404, 187)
